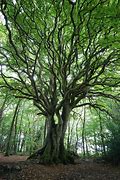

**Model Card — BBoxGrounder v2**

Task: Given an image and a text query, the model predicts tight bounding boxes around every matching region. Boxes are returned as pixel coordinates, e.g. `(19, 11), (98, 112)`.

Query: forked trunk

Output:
(28, 105), (74, 164)
(28, 123), (67, 163)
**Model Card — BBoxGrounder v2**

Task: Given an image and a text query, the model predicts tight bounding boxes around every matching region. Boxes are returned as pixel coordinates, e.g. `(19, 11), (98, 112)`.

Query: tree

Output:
(105, 101), (120, 165)
(0, 0), (120, 163)
(0, 93), (8, 124)
(5, 99), (21, 156)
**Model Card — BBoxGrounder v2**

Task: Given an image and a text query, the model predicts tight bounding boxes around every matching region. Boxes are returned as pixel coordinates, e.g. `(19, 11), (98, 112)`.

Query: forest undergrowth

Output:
(0, 154), (120, 180)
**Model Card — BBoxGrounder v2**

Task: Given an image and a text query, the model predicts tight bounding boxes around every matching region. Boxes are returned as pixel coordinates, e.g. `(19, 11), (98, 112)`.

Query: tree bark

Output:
(99, 113), (106, 156)
(28, 103), (74, 164)
(28, 118), (64, 163)
(5, 100), (21, 156)
(82, 107), (86, 157)
(0, 94), (8, 125)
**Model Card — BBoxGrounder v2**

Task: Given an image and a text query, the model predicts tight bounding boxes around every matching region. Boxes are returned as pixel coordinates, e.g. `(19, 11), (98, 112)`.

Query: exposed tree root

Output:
(27, 147), (78, 165)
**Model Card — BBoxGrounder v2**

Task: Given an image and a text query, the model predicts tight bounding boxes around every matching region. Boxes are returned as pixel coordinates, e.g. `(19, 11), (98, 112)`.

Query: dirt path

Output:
(0, 154), (120, 180)
(0, 154), (28, 163)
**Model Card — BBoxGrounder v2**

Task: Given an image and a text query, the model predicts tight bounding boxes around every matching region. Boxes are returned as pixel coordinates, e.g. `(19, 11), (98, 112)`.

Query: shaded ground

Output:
(0, 154), (28, 163)
(0, 154), (120, 180)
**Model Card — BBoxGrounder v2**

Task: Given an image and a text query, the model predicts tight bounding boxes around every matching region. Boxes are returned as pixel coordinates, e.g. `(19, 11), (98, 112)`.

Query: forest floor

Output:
(0, 153), (120, 180)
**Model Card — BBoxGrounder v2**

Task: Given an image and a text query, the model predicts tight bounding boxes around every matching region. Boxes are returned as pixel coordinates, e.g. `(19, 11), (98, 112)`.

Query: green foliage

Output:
(0, 97), (45, 155)
(0, 0), (120, 163)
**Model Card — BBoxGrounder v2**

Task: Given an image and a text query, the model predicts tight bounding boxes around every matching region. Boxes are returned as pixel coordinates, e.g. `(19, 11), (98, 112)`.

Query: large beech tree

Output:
(0, 0), (120, 163)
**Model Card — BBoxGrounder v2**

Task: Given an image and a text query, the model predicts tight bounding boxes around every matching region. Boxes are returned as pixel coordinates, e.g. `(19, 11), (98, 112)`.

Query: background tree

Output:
(0, 0), (120, 163)
(105, 101), (120, 165)
(0, 98), (44, 155)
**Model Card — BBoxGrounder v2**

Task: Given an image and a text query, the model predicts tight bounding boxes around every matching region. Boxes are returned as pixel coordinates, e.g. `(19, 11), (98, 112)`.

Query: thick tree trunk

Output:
(28, 122), (68, 164)
(28, 103), (74, 164)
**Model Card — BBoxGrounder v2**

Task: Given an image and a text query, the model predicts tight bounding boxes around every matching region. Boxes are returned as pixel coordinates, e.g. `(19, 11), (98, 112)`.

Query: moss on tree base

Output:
(27, 147), (77, 165)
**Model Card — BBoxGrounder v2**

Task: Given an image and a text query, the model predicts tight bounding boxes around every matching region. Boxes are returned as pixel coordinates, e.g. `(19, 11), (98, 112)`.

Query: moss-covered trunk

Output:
(28, 104), (73, 164)
(28, 121), (67, 163)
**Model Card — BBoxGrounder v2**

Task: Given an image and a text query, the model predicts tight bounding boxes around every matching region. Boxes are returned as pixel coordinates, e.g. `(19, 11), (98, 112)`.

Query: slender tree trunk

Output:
(13, 107), (19, 154)
(0, 126), (5, 151)
(0, 94), (8, 125)
(85, 135), (89, 156)
(20, 136), (26, 152)
(94, 132), (98, 154)
(75, 119), (79, 154)
(5, 100), (20, 156)
(82, 107), (86, 157)
(99, 113), (106, 156)
(17, 109), (24, 152)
